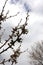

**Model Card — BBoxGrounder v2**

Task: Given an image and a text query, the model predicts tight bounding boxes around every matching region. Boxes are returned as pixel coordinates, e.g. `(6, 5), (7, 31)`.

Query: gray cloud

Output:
(10, 0), (31, 12)
(10, 0), (22, 4)
(10, 0), (43, 14)
(23, 3), (31, 12)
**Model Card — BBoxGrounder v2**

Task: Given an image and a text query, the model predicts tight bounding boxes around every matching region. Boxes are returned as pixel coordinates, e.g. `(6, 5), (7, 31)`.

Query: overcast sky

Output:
(0, 0), (43, 65)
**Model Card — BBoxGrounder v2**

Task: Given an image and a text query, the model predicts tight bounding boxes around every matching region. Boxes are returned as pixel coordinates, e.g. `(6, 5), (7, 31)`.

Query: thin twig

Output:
(1, 0), (8, 15)
(6, 12), (19, 20)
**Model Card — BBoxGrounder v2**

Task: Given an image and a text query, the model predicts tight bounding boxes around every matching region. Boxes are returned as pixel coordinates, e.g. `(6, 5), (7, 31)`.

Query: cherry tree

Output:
(0, 0), (29, 65)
